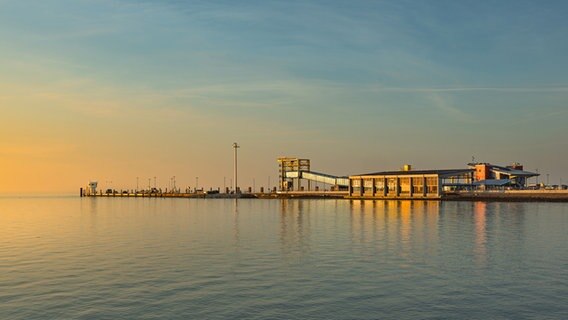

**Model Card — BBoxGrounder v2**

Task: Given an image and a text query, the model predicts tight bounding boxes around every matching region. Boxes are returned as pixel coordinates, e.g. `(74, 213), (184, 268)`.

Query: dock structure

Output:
(80, 158), (568, 201)
(277, 157), (349, 192)
(80, 190), (346, 199)
(468, 162), (539, 189)
(348, 166), (474, 200)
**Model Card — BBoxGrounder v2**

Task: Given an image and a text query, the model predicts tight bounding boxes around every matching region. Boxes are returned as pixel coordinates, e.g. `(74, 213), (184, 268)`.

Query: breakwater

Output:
(80, 189), (568, 201)
(80, 190), (348, 199)
(446, 190), (568, 202)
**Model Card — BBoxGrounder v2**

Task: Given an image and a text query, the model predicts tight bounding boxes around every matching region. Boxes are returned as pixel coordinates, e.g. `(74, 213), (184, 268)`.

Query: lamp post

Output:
(136, 177), (139, 191)
(547, 173), (549, 186)
(233, 142), (240, 193)
(195, 176), (198, 191)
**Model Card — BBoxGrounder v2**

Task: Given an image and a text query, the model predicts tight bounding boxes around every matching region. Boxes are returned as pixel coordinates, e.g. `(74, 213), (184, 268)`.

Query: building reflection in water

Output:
(233, 199), (240, 248)
(80, 197), (100, 237)
(348, 200), (441, 267)
(276, 198), (528, 271)
(473, 201), (488, 267)
(279, 199), (311, 257)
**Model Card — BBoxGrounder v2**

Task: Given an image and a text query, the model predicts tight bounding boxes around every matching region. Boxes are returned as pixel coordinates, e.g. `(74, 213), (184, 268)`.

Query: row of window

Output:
(351, 176), (439, 195)
(351, 186), (439, 194)
(352, 177), (438, 186)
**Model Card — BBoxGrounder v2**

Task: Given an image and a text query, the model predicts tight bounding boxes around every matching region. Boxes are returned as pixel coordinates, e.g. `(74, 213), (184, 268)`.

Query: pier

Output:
(81, 154), (568, 202)
(79, 189), (568, 202)
(80, 190), (348, 199)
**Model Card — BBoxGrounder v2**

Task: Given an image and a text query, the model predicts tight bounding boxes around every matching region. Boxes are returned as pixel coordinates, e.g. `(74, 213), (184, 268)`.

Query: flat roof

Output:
(467, 162), (539, 176)
(473, 179), (512, 186)
(351, 169), (473, 177)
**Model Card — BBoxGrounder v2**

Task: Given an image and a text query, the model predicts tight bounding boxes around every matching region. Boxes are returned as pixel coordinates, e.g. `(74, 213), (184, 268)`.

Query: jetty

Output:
(81, 153), (568, 202)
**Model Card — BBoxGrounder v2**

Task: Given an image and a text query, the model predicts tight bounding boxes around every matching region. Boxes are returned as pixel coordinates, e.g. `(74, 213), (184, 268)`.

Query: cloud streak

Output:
(366, 85), (568, 93)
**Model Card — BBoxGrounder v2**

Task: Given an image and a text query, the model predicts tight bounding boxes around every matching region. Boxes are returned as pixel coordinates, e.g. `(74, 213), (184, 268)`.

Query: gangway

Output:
(277, 157), (349, 191)
(284, 170), (349, 187)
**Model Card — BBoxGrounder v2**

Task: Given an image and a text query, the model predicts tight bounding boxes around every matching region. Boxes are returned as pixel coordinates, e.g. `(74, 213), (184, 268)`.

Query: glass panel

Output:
(400, 177), (410, 193)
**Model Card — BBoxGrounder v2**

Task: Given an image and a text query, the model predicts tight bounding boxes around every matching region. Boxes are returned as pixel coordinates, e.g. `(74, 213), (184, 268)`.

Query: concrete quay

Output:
(80, 189), (568, 201)
(446, 190), (568, 202)
(81, 191), (347, 199)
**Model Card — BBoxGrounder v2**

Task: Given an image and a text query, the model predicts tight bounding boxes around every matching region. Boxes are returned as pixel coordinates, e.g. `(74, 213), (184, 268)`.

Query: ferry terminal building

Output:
(348, 167), (473, 200)
(347, 163), (539, 200)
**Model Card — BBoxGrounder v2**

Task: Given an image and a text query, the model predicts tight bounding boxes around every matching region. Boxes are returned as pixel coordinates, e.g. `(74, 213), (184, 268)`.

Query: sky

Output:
(1, 0), (567, 193)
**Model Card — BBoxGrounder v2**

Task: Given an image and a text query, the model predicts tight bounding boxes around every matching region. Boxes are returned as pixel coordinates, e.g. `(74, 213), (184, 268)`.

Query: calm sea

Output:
(1, 196), (567, 319)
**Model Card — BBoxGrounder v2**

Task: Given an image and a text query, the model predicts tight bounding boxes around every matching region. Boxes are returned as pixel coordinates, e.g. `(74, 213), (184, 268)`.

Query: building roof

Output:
(473, 179), (512, 186)
(490, 166), (538, 177)
(467, 162), (539, 177)
(351, 169), (473, 178)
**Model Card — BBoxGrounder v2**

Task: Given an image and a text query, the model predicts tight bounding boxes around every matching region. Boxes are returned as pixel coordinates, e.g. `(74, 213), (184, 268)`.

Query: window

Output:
(387, 178), (397, 194)
(413, 177), (424, 194)
(364, 179), (373, 194)
(375, 178), (385, 191)
(426, 177), (438, 194)
(400, 177), (411, 193)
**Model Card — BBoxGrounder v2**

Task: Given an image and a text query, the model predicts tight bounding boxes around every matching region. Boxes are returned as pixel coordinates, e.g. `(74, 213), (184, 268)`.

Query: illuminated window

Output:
(400, 177), (411, 193)
(375, 178), (385, 191)
(364, 179), (373, 194)
(387, 178), (397, 194)
(426, 177), (438, 194)
(413, 177), (423, 194)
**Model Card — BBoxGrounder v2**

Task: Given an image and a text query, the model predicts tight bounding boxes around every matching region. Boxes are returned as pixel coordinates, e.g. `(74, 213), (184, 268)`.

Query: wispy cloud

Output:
(366, 85), (568, 93)
(509, 108), (568, 126)
(426, 93), (476, 123)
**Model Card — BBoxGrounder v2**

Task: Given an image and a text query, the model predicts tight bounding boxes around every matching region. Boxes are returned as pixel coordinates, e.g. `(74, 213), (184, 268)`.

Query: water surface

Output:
(1, 197), (567, 319)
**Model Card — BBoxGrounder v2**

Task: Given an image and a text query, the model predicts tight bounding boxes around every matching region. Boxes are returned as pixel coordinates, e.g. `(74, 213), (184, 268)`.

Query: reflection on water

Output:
(233, 199), (240, 247)
(279, 199), (311, 259)
(1, 197), (566, 319)
(474, 201), (488, 266)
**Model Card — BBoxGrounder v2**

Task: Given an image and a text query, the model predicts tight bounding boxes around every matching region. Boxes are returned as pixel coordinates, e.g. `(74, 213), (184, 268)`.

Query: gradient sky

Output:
(1, 0), (567, 193)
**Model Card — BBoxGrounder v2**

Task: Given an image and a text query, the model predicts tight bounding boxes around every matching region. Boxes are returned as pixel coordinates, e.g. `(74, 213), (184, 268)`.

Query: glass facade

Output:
(400, 178), (411, 194)
(364, 179), (373, 194)
(387, 178), (397, 195)
(412, 177), (424, 194)
(349, 173), (455, 198)
(374, 179), (385, 192)
(426, 177), (438, 194)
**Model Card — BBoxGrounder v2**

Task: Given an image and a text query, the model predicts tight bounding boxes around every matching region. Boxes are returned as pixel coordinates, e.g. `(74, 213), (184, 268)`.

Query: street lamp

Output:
(547, 173), (550, 186)
(233, 142), (240, 193)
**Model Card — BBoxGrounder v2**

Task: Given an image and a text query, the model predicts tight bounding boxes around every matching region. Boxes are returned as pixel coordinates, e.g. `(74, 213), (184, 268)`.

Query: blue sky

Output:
(1, 0), (567, 192)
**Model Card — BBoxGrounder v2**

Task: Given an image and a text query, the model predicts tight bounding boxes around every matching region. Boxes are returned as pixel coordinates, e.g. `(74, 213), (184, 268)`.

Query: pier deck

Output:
(81, 190), (568, 201)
